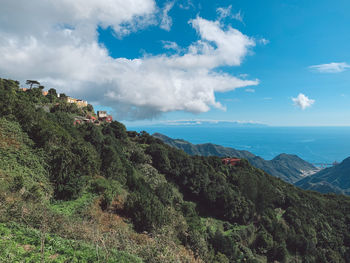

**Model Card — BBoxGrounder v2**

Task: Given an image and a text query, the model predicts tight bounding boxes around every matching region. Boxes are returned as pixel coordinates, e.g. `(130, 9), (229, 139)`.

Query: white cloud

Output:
(160, 2), (174, 31)
(161, 41), (181, 52)
(245, 88), (255, 93)
(217, 6), (243, 22)
(309, 62), (350, 73)
(0, 1), (258, 120)
(258, 38), (269, 45)
(292, 93), (315, 110)
(189, 17), (255, 67)
(0, 0), (157, 38)
(217, 6), (232, 20)
(178, 0), (195, 10)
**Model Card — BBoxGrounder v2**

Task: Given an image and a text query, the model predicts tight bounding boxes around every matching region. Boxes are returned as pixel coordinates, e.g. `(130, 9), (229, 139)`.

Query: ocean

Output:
(127, 126), (350, 164)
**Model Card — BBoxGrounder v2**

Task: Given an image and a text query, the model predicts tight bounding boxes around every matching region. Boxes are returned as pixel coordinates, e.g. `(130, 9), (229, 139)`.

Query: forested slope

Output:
(1, 78), (350, 263)
(153, 133), (316, 183)
(296, 157), (350, 195)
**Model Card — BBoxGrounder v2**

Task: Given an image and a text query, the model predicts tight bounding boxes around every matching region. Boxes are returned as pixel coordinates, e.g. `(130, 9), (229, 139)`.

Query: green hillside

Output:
(153, 133), (317, 183)
(296, 157), (350, 195)
(1, 78), (350, 262)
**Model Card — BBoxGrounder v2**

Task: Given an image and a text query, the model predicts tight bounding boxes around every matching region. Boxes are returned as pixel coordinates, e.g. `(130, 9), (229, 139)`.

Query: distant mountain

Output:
(4, 77), (350, 262)
(143, 120), (268, 128)
(249, 154), (318, 183)
(296, 157), (350, 195)
(153, 133), (255, 159)
(153, 133), (317, 183)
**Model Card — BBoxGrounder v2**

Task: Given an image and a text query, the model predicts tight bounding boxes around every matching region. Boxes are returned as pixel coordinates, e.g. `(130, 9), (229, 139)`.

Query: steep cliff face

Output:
(153, 133), (317, 183)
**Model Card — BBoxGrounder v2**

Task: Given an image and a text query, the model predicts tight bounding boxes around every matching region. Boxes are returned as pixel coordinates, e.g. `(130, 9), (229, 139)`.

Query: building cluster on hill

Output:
(21, 85), (113, 126)
(21, 87), (87, 108)
(65, 96), (88, 108)
(73, 111), (113, 126)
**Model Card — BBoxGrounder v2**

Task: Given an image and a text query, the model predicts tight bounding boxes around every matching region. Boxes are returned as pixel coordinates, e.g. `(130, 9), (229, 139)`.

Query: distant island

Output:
(135, 119), (268, 128)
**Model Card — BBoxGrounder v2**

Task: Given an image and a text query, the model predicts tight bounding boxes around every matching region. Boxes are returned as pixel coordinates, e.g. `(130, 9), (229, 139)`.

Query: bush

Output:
(125, 185), (169, 232)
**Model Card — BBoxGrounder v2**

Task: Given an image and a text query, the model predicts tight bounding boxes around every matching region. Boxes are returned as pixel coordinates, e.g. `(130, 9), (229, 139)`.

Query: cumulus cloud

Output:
(309, 62), (350, 73)
(0, 0), (258, 120)
(292, 93), (315, 110)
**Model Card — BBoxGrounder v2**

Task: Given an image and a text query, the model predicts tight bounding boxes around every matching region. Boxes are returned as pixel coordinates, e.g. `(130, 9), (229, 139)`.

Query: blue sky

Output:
(1, 0), (350, 126)
(101, 0), (350, 126)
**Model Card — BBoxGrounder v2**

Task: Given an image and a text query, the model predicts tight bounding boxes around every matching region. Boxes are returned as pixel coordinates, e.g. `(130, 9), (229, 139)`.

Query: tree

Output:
(26, 80), (40, 89)
(86, 104), (94, 112)
(125, 187), (169, 232)
(47, 88), (58, 103)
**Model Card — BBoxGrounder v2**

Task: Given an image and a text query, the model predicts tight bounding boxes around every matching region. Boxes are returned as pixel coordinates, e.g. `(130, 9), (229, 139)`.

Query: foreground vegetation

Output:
(1, 78), (350, 262)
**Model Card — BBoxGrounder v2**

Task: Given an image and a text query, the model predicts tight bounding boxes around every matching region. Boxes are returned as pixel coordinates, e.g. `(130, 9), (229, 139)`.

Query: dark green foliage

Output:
(125, 182), (169, 232)
(47, 88), (58, 102)
(0, 79), (18, 116)
(255, 229), (273, 252)
(26, 79), (40, 88)
(10, 175), (24, 192)
(210, 230), (240, 260)
(102, 121), (127, 140)
(50, 100), (82, 114)
(86, 103), (94, 112)
(154, 133), (317, 183)
(2, 77), (350, 262)
(89, 177), (122, 209)
(0, 117), (51, 201)
(101, 145), (127, 183)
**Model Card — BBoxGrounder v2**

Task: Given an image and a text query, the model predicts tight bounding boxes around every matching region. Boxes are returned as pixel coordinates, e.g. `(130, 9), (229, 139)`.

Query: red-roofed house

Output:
(222, 158), (241, 166)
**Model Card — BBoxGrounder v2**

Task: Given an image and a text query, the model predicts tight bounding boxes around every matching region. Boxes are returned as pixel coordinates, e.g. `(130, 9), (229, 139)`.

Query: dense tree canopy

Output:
(1, 77), (350, 262)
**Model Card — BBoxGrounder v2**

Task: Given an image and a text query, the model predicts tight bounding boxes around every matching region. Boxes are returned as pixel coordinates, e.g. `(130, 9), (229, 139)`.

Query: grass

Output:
(0, 222), (143, 263)
(50, 192), (97, 217)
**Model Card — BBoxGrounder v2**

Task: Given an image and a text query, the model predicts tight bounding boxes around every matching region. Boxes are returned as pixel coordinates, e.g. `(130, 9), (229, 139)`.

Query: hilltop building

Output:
(97, 111), (113, 123)
(97, 111), (107, 118)
(21, 85), (113, 125)
(222, 158), (241, 166)
(66, 97), (88, 108)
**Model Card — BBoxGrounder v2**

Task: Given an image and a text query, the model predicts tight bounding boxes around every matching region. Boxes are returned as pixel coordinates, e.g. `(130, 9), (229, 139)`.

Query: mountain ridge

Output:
(2, 77), (350, 262)
(296, 157), (350, 195)
(153, 132), (317, 183)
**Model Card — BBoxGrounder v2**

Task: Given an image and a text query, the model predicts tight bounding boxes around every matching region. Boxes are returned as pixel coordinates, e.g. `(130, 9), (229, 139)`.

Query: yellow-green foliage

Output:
(0, 223), (142, 263)
(50, 192), (97, 217)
